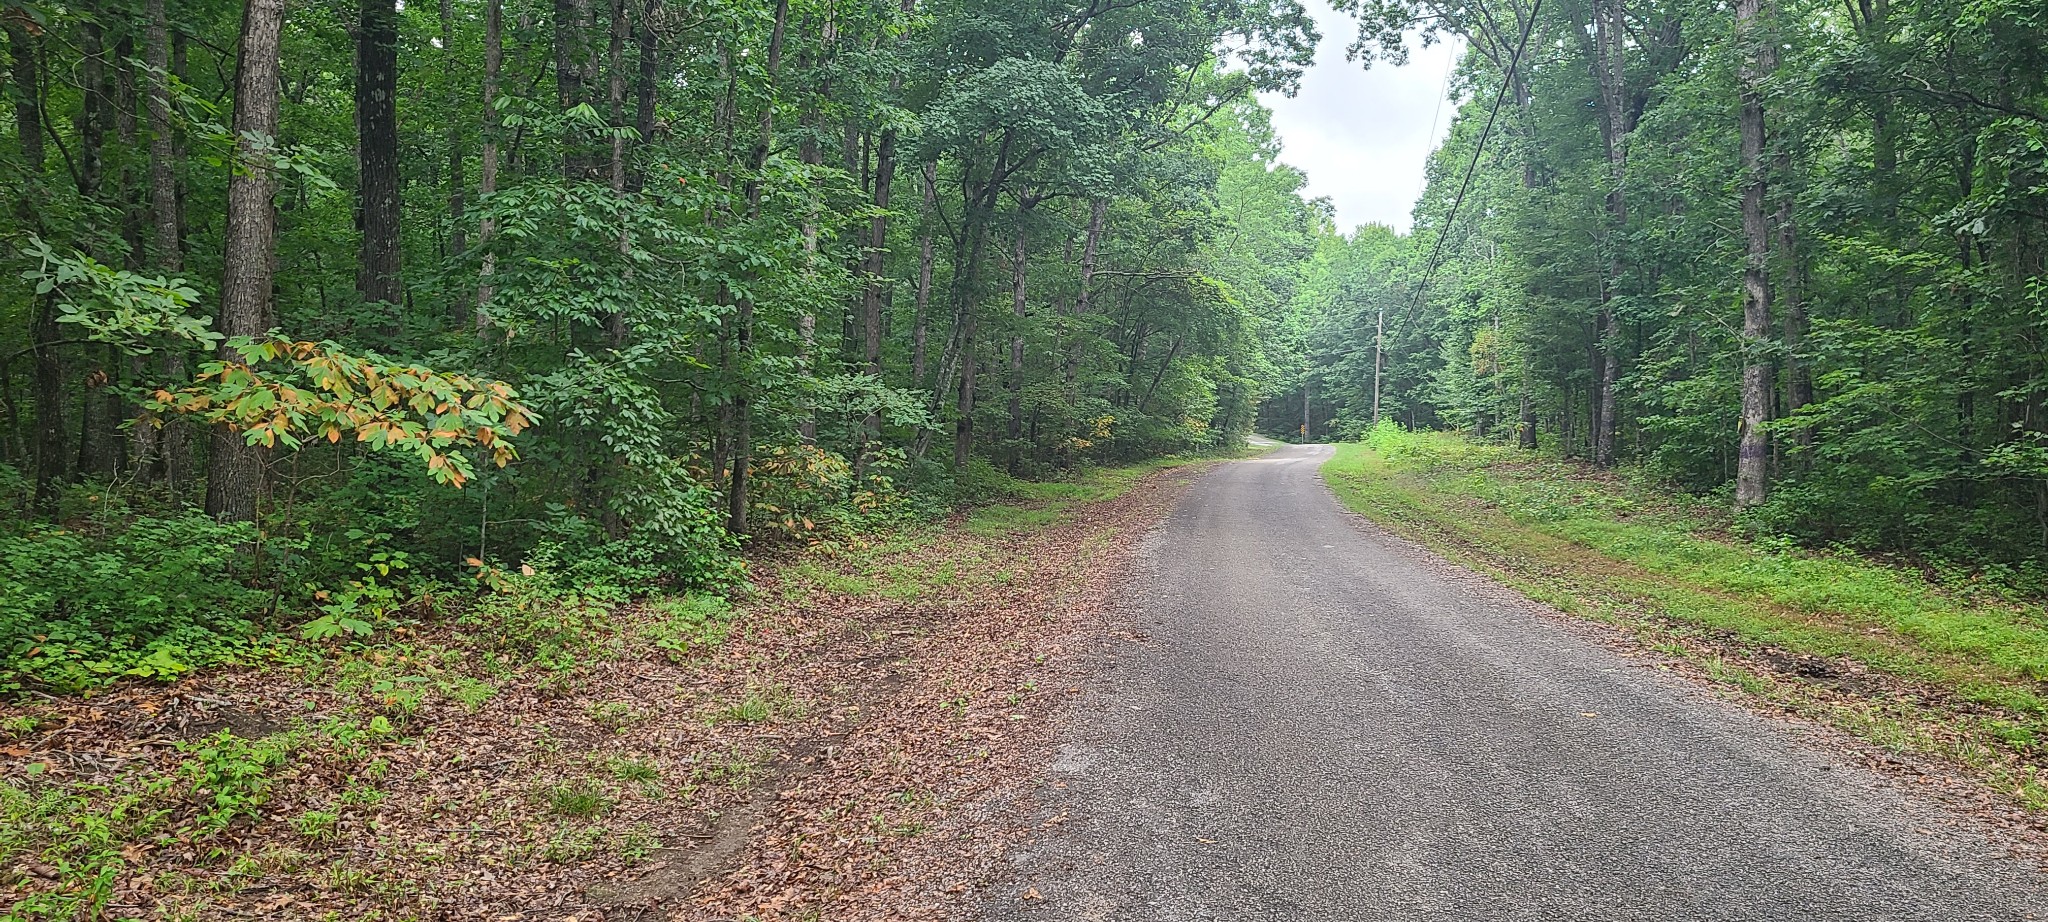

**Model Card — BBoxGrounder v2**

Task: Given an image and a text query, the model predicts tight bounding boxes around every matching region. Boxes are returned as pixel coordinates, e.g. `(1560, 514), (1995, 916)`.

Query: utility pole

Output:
(1372, 305), (1385, 425)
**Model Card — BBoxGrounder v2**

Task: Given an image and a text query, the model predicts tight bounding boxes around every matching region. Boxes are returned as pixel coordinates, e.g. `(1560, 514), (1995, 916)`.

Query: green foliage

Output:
(293, 809), (341, 841)
(0, 514), (267, 694)
(150, 336), (534, 487)
(540, 781), (613, 818)
(1296, 0), (2048, 574)
(17, 236), (218, 351)
(640, 594), (736, 662)
(177, 730), (298, 834)
(0, 0), (1327, 702)
(0, 772), (175, 921)
(1324, 432), (2048, 800)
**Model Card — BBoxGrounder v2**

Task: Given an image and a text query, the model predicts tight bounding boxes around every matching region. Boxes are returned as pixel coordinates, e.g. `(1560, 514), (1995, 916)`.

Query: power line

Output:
(1394, 0), (1543, 333)
(1413, 38), (1461, 206)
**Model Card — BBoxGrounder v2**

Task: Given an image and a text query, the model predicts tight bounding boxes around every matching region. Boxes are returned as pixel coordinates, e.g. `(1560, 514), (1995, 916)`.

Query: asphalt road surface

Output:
(987, 443), (2048, 921)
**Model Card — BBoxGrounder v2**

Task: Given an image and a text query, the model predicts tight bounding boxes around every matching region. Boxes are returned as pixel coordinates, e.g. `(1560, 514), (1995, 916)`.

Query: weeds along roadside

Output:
(1322, 424), (2048, 816)
(0, 450), (1224, 921)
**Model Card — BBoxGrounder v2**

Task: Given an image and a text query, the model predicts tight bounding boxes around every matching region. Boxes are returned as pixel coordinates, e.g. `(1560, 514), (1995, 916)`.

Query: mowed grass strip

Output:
(1321, 432), (2048, 804)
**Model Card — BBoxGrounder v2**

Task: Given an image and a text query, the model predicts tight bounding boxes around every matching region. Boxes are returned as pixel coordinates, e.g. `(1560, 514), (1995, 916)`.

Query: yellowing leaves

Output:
(147, 335), (539, 489)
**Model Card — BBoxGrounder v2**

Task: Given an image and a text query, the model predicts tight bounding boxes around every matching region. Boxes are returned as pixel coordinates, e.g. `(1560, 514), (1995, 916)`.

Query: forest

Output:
(4, 0), (2046, 683)
(10, 0), (2048, 915)
(1, 0), (1330, 690)
(1288, 0), (2048, 586)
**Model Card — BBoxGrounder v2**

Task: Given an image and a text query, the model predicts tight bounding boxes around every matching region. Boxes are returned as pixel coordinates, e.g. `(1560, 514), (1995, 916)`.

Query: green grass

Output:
(778, 451), (1238, 604)
(709, 683), (799, 724)
(1321, 429), (2048, 806)
(959, 446), (1266, 535)
(540, 780), (613, 818)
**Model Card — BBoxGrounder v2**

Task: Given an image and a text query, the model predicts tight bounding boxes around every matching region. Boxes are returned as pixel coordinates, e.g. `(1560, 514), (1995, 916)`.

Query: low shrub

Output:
(1, 513), (270, 694)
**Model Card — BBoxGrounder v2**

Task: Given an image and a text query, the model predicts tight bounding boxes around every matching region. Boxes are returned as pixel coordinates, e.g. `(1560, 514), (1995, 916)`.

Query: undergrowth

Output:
(1323, 424), (2048, 809)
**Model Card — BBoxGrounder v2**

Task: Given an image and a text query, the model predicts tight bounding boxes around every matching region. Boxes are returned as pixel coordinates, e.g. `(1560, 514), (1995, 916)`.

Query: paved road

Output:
(988, 443), (2048, 921)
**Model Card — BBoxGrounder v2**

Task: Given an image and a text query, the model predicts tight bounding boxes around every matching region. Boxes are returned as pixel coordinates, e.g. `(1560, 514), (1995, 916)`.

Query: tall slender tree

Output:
(356, 0), (403, 310)
(204, 0), (289, 523)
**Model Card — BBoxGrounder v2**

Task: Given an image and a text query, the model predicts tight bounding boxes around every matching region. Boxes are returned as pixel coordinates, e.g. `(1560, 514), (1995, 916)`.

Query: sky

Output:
(1257, 3), (1462, 235)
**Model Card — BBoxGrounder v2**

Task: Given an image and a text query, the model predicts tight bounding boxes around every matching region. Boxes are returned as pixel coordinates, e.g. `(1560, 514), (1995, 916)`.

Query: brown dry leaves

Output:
(0, 464), (1203, 922)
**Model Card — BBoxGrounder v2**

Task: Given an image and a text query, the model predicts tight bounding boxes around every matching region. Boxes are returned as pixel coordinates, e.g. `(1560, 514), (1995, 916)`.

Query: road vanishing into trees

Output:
(988, 443), (2048, 921)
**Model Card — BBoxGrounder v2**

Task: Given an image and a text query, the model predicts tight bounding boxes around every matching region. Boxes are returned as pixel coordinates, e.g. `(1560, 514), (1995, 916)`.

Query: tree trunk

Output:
(911, 163), (937, 387)
(1068, 197), (1107, 382)
(630, 0), (661, 192)
(442, 0), (468, 305)
(855, 127), (896, 460)
(1734, 0), (1773, 509)
(1518, 394), (1538, 449)
(954, 311), (977, 470)
(555, 0), (592, 180)
(725, 0), (788, 536)
(204, 0), (289, 524)
(1371, 304), (1385, 424)
(356, 0), (403, 308)
(1138, 334), (1182, 416)
(145, 0), (190, 490)
(115, 34), (158, 477)
(862, 135), (894, 376)
(1775, 141), (1812, 456)
(604, 0), (632, 345)
(922, 174), (997, 463)
(114, 35), (143, 266)
(1591, 0), (1629, 468)
(73, 13), (119, 480)
(1302, 375), (1312, 439)
(76, 11), (107, 206)
(1005, 222), (1029, 464)
(9, 21), (63, 505)
(478, 0), (503, 328)
(607, 0), (629, 192)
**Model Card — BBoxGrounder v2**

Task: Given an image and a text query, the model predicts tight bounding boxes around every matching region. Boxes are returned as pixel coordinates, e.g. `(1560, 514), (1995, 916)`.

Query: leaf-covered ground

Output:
(1, 462), (1206, 921)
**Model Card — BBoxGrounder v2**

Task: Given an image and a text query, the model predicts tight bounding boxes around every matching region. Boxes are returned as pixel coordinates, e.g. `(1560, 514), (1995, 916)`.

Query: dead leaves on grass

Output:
(0, 465), (1205, 921)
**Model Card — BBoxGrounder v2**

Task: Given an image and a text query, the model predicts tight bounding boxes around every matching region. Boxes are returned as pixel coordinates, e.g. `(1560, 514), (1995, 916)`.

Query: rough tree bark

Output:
(477, 0), (502, 328)
(1005, 219), (1030, 466)
(856, 130), (895, 440)
(555, 0), (591, 180)
(911, 163), (937, 386)
(204, 0), (289, 523)
(8, 17), (65, 505)
(604, 0), (632, 347)
(1591, 0), (1629, 467)
(442, 0), (467, 288)
(75, 11), (121, 479)
(145, 0), (190, 490)
(1734, 0), (1774, 509)
(630, 0), (661, 192)
(356, 0), (403, 308)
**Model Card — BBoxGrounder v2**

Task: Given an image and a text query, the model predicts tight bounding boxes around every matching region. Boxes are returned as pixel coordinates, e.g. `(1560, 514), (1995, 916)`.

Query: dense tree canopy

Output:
(1, 0), (1333, 685)
(1273, 0), (2048, 577)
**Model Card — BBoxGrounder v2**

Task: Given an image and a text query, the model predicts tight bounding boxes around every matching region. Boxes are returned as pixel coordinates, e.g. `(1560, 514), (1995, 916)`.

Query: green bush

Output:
(1, 514), (270, 693)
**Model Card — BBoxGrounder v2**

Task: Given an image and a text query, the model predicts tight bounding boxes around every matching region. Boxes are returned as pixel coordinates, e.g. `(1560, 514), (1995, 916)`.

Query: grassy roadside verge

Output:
(0, 455), (1217, 922)
(1320, 429), (2048, 812)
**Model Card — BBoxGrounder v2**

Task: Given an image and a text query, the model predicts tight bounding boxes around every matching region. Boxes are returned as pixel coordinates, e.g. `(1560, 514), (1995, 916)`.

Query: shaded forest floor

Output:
(1, 460), (1212, 921)
(1322, 434), (2048, 856)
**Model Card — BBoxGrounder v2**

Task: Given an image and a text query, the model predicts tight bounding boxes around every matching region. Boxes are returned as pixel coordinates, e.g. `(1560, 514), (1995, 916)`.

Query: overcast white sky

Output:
(1258, 3), (1461, 235)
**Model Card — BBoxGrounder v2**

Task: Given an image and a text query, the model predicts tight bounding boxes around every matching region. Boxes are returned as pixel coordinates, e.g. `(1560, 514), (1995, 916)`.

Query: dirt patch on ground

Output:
(0, 464), (1206, 921)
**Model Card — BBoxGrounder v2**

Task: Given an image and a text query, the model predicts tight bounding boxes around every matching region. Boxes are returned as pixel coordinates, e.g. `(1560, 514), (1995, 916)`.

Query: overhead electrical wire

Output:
(1413, 38), (1460, 206)
(1394, 0), (1544, 333)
